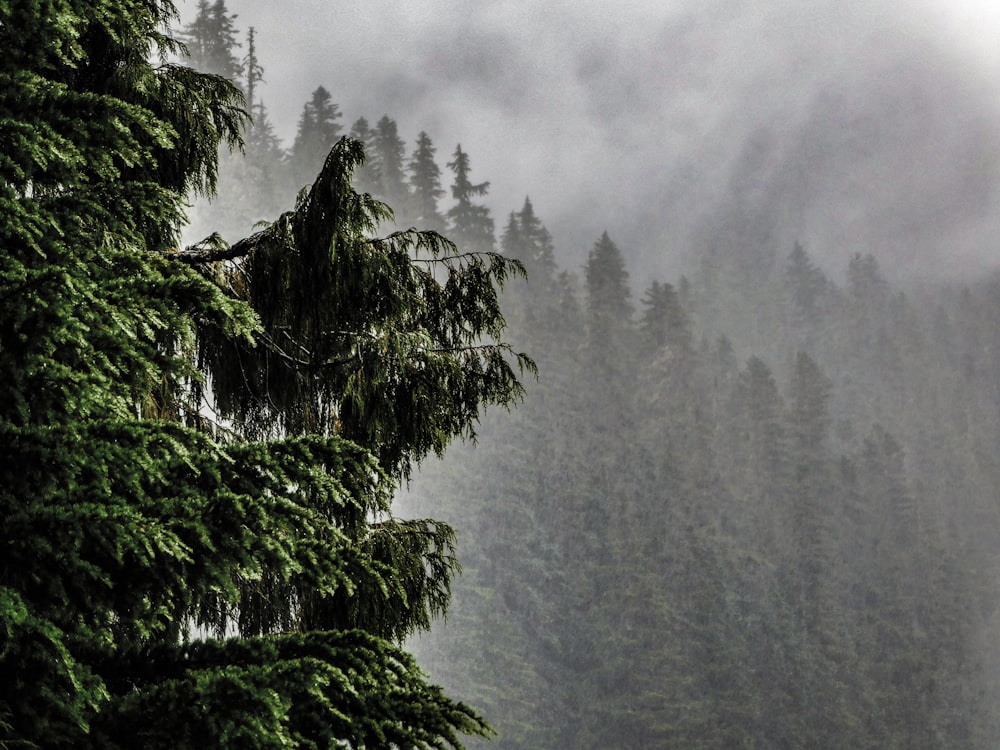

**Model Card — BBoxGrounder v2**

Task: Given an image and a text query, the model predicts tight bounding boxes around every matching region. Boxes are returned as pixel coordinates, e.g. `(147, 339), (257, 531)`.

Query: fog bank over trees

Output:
(191, 0), (1000, 284)
(172, 0), (1000, 746)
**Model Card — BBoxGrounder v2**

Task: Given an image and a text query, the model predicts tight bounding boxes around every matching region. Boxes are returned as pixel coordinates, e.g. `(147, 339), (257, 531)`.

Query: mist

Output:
(181, 0), (1000, 746)
(196, 0), (1000, 284)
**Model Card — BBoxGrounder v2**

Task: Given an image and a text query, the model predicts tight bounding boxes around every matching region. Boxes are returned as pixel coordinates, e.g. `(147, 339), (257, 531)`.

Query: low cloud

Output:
(193, 0), (1000, 283)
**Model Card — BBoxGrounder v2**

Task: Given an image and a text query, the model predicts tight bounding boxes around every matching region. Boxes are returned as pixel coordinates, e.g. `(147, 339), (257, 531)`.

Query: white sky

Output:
(179, 0), (1000, 281)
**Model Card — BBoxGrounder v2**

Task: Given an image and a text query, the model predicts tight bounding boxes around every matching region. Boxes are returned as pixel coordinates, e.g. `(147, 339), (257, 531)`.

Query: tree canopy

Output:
(0, 2), (531, 747)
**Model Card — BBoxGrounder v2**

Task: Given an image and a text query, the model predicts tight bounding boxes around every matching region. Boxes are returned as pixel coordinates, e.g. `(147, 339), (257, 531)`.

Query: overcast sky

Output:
(181, 0), (1000, 283)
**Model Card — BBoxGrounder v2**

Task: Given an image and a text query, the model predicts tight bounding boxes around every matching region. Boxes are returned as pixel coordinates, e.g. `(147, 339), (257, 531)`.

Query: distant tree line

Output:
(180, 3), (1000, 747)
(409, 220), (1000, 748)
(180, 3), (495, 253)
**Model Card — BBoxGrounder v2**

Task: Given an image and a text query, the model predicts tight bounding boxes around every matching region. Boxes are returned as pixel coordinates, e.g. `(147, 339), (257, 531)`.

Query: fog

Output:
(197, 0), (1000, 283)
(181, 0), (1000, 746)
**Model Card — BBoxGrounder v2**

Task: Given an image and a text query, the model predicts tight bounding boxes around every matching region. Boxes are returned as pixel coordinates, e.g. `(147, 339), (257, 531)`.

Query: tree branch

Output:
(170, 229), (271, 264)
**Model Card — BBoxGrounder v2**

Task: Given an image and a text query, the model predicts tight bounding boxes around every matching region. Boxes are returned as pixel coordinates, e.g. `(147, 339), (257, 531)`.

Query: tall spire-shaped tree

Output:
(408, 131), (446, 232)
(0, 3), (531, 747)
(180, 0), (243, 82)
(371, 115), (409, 213)
(243, 26), (264, 116)
(349, 116), (379, 194)
(289, 86), (343, 186)
(511, 197), (557, 284)
(446, 144), (495, 253)
(585, 231), (631, 337)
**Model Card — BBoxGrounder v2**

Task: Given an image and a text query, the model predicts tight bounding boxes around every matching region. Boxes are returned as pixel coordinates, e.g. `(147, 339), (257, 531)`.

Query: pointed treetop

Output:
(408, 131), (446, 232)
(181, 0), (244, 82)
(585, 231), (631, 322)
(243, 26), (264, 114)
(446, 144), (495, 254)
(290, 86), (344, 186)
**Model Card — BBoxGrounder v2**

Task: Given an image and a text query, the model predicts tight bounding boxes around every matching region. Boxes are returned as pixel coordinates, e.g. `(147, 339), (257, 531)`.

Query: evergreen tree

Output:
(784, 242), (830, 347)
(349, 116), (379, 194)
(408, 131), (447, 232)
(290, 86), (343, 186)
(720, 356), (789, 545)
(180, 0), (243, 82)
(372, 115), (409, 214)
(640, 280), (692, 357)
(190, 26), (288, 241)
(0, 4), (532, 747)
(584, 231), (631, 347)
(243, 26), (264, 115)
(510, 197), (557, 284)
(446, 144), (495, 253)
(499, 198), (560, 340)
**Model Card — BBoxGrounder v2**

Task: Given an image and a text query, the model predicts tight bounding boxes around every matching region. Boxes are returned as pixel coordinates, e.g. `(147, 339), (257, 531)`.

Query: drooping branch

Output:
(170, 229), (273, 264)
(173, 223), (522, 270)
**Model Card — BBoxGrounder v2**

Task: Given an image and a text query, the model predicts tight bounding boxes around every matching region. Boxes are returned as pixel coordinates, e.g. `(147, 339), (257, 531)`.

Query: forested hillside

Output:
(178, 5), (1000, 747)
(407, 229), (1000, 748)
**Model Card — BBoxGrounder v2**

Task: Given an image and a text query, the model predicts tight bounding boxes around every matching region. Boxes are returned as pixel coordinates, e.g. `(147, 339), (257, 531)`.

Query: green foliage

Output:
(371, 115), (409, 212)
(91, 630), (487, 749)
(0, 2), (527, 747)
(195, 138), (533, 480)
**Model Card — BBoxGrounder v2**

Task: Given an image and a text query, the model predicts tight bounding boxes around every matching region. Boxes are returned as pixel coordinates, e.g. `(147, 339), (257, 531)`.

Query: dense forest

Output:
(181, 4), (1000, 748)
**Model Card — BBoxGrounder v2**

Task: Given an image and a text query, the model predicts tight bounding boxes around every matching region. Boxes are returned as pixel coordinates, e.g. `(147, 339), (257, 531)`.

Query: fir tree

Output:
(290, 86), (343, 186)
(446, 144), (495, 254)
(784, 242), (829, 338)
(408, 131), (446, 232)
(506, 197), (557, 286)
(0, 3), (531, 747)
(243, 26), (264, 116)
(349, 116), (378, 194)
(372, 115), (409, 213)
(584, 231), (631, 340)
(180, 0), (243, 82)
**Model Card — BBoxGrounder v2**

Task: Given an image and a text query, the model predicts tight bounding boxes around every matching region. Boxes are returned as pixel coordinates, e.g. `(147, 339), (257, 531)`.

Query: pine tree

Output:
(446, 144), (495, 253)
(640, 280), (692, 358)
(408, 131), (446, 232)
(290, 86), (343, 186)
(584, 231), (631, 346)
(0, 3), (532, 747)
(372, 115), (409, 214)
(192, 26), (288, 241)
(349, 116), (379, 194)
(510, 197), (557, 284)
(243, 26), (264, 117)
(784, 242), (830, 346)
(720, 356), (789, 543)
(180, 0), (243, 82)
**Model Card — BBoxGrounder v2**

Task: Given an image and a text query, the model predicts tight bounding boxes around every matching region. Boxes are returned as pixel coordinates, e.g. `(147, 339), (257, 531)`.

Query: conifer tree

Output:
(408, 131), (447, 232)
(199, 26), (288, 238)
(180, 0), (243, 82)
(640, 280), (692, 357)
(784, 242), (829, 339)
(446, 144), (495, 253)
(584, 231), (631, 343)
(0, 3), (531, 747)
(243, 26), (264, 116)
(349, 116), (379, 194)
(510, 197), (557, 284)
(372, 115), (409, 213)
(290, 86), (343, 186)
